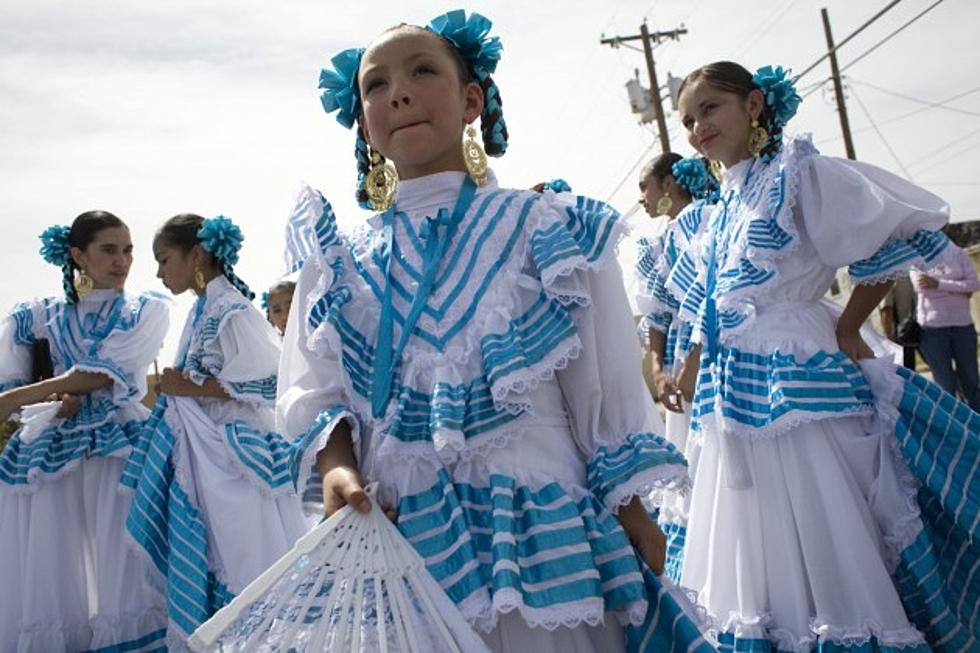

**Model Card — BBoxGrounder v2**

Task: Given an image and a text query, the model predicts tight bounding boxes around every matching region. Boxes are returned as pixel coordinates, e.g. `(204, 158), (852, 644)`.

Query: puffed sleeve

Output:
(534, 193), (686, 514)
(73, 293), (170, 404)
(0, 301), (37, 391)
(634, 236), (675, 337)
(275, 211), (361, 512)
(798, 154), (951, 284)
(189, 304), (281, 405)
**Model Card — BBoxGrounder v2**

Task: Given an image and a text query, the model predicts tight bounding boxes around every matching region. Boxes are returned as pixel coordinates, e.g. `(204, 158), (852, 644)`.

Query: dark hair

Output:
(354, 25), (510, 209)
(155, 213), (255, 300)
(267, 280), (296, 297)
(63, 210), (126, 303)
(641, 152), (684, 184)
(678, 61), (782, 161)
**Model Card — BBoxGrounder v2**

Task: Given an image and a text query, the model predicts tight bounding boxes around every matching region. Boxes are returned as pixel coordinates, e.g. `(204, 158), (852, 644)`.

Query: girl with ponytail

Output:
(121, 213), (308, 646)
(0, 211), (169, 651)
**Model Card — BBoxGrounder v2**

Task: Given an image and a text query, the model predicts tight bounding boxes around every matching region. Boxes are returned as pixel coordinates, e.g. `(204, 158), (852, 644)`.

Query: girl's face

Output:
(358, 29), (483, 180)
(638, 174), (664, 218)
(267, 289), (293, 333)
(678, 78), (763, 168)
(638, 175), (688, 219)
(71, 226), (133, 291)
(153, 240), (202, 296)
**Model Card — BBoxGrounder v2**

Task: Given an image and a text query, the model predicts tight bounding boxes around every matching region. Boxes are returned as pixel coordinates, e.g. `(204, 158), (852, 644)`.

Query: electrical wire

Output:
(849, 86), (915, 180)
(839, 0), (947, 73)
(734, 0), (803, 60)
(849, 79), (980, 118)
(605, 140), (660, 202)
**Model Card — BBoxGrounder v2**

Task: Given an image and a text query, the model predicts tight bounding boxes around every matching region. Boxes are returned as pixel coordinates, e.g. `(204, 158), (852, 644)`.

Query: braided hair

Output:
(155, 214), (255, 300)
(678, 61), (784, 162)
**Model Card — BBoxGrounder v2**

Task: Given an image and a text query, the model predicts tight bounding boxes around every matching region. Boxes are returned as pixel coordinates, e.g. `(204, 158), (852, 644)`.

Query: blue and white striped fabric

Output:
(625, 561), (715, 653)
(122, 398), (235, 638)
(690, 347), (875, 437)
(586, 432), (686, 510)
(849, 228), (951, 285)
(283, 182), (324, 274)
(80, 628), (167, 653)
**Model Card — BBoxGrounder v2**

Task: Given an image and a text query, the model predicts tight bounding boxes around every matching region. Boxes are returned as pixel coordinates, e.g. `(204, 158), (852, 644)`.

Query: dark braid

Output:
(156, 213), (254, 300)
(478, 73), (508, 156)
(221, 262), (255, 300)
(354, 127), (373, 210)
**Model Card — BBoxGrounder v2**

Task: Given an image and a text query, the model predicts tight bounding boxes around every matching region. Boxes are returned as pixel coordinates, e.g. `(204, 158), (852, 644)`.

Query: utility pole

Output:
(821, 7), (857, 160)
(600, 22), (687, 154)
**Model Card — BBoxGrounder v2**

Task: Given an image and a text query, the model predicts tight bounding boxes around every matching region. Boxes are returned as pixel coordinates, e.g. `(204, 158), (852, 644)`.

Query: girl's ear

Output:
(462, 81), (484, 125)
(745, 88), (765, 122)
(69, 246), (85, 270)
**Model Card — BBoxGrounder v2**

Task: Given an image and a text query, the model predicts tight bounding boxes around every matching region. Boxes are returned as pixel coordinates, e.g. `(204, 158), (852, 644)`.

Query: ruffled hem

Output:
(391, 464), (653, 635)
(211, 374), (278, 408)
(86, 609), (168, 653)
(0, 418), (141, 493)
(586, 431), (691, 513)
(714, 612), (928, 652)
(302, 186), (631, 463)
(848, 228), (952, 286)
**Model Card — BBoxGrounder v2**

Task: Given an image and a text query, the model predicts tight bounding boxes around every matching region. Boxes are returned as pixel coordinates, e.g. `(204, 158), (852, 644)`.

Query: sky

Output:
(1, 0), (978, 361)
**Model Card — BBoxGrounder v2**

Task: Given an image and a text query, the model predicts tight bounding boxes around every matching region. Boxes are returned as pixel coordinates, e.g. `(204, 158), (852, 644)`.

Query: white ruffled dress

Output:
(0, 289), (169, 652)
(275, 171), (715, 652)
(667, 135), (980, 652)
(121, 275), (309, 648)
(633, 200), (711, 584)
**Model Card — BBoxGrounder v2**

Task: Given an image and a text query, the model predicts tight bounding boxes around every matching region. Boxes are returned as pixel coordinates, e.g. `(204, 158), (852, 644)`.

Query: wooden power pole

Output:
(601, 21), (687, 154)
(821, 7), (857, 160)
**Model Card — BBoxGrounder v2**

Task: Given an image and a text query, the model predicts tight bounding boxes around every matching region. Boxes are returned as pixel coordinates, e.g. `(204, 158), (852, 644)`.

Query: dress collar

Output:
(367, 170), (499, 228)
(721, 158), (754, 188)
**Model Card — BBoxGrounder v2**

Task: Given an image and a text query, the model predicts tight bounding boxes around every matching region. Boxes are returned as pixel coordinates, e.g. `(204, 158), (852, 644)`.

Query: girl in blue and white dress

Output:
(122, 214), (308, 647)
(634, 154), (718, 583)
(271, 10), (713, 653)
(671, 61), (980, 651)
(0, 211), (169, 652)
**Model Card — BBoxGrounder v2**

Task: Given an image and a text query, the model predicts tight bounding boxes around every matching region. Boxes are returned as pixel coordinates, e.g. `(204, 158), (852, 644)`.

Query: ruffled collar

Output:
(202, 274), (235, 300)
(721, 158), (754, 189)
(372, 169), (499, 219)
(78, 288), (122, 307)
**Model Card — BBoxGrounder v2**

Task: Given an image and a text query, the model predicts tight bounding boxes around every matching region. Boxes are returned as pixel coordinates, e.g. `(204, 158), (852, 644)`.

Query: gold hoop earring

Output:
(656, 191), (673, 216)
(74, 269), (94, 299)
(194, 268), (206, 291)
(748, 119), (769, 158)
(365, 150), (398, 211)
(462, 125), (488, 186)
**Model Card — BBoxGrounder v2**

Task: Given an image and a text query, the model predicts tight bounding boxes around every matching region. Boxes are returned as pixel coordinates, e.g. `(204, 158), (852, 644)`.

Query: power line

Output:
(793, 0), (904, 81)
(907, 125), (980, 176)
(605, 140), (659, 203)
(850, 86), (914, 179)
(849, 79), (980, 117)
(839, 0), (948, 73)
(734, 0), (803, 60)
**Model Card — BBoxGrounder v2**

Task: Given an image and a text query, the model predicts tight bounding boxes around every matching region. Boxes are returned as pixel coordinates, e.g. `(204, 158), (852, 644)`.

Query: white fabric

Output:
(482, 610), (625, 653)
(0, 307), (32, 388)
(0, 456), (166, 652)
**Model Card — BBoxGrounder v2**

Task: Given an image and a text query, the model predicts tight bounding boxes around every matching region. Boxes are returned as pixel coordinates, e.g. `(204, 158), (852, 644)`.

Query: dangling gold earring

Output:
(74, 269), (94, 299)
(709, 160), (723, 182)
(194, 268), (206, 291)
(656, 191), (674, 216)
(462, 124), (488, 186)
(748, 119), (769, 158)
(365, 149), (398, 211)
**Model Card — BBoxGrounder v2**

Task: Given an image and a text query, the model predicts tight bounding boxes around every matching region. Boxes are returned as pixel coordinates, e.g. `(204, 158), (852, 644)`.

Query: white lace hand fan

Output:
(188, 484), (490, 652)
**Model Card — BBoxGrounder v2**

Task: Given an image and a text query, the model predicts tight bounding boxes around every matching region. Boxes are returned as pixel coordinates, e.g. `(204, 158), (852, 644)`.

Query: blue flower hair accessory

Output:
(427, 10), (502, 79)
(541, 178), (572, 193)
(260, 291), (269, 312)
(318, 48), (365, 130)
(197, 215), (245, 266)
(39, 225), (72, 267)
(671, 157), (719, 201)
(752, 65), (801, 129)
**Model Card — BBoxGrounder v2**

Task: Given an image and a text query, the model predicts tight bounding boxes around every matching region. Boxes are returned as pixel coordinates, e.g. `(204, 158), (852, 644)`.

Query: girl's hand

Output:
(676, 359), (699, 403)
(158, 368), (193, 397)
(321, 465), (371, 518)
(0, 391), (20, 423)
(836, 327), (874, 363)
(56, 394), (81, 418)
(915, 274), (939, 290)
(617, 497), (667, 575)
(655, 372), (685, 413)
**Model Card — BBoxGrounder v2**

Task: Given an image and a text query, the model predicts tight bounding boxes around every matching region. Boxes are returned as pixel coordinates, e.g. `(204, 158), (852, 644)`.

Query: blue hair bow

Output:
(671, 158), (719, 200)
(39, 225), (72, 267)
(542, 178), (572, 193)
(260, 290), (269, 311)
(427, 9), (502, 78)
(319, 48), (365, 130)
(198, 215), (245, 266)
(752, 65), (801, 129)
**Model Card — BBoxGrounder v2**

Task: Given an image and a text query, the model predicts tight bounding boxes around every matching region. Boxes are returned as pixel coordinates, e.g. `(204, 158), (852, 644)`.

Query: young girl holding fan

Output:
(123, 214), (308, 646)
(670, 61), (980, 651)
(0, 212), (169, 652)
(263, 10), (714, 653)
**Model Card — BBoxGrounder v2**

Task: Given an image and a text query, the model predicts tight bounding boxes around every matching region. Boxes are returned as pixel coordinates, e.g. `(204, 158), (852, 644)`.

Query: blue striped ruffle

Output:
(184, 301), (251, 383)
(714, 632), (928, 652)
(888, 367), (980, 651)
(658, 521), (686, 585)
(81, 627), (168, 653)
(225, 405), (352, 501)
(625, 561), (715, 653)
(585, 432), (687, 512)
(690, 347), (875, 437)
(849, 229), (951, 285)
(122, 398), (235, 638)
(396, 466), (651, 630)
(529, 194), (621, 288)
(9, 301), (35, 345)
(0, 417), (142, 488)
(224, 374), (278, 403)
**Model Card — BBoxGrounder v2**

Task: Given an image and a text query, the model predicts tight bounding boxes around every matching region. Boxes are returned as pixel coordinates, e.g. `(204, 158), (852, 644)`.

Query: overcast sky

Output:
(2, 0), (977, 361)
